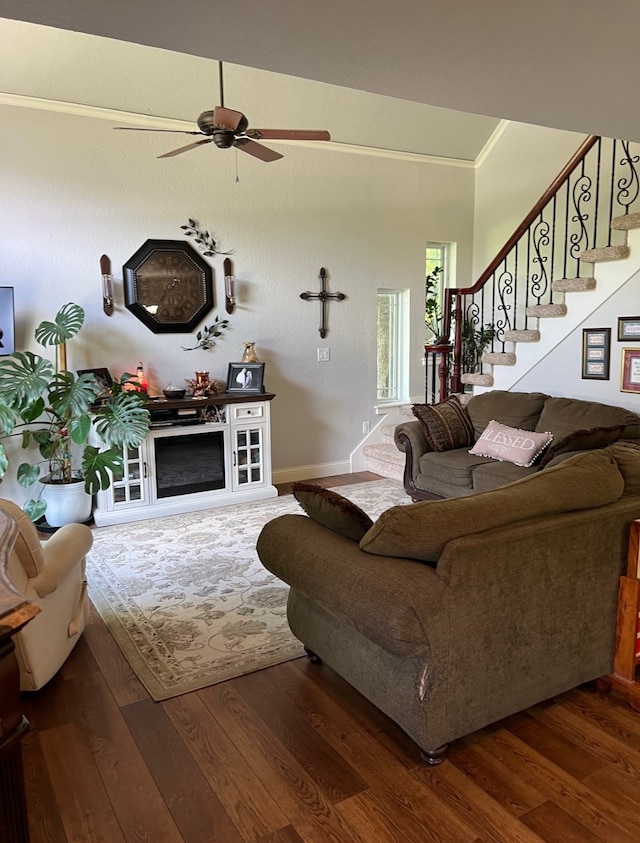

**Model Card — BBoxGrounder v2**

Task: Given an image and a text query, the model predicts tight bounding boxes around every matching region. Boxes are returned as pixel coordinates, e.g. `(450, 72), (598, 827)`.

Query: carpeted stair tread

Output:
(482, 351), (516, 366)
(504, 329), (540, 342)
(580, 244), (629, 262)
(461, 372), (494, 386)
(611, 212), (640, 231)
(363, 443), (404, 481)
(552, 277), (596, 292)
(525, 303), (568, 318)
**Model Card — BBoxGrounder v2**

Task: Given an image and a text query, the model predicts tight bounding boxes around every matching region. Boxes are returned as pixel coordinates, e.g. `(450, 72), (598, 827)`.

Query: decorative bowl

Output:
(163, 387), (186, 400)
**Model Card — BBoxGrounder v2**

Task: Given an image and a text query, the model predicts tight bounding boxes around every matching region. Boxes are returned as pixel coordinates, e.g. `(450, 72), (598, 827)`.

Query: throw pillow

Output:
(359, 450), (625, 563)
(291, 482), (373, 541)
(469, 420), (553, 467)
(412, 396), (475, 452)
(537, 423), (627, 470)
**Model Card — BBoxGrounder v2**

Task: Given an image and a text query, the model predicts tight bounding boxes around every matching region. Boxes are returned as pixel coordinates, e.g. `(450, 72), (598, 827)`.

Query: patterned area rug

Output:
(87, 478), (408, 700)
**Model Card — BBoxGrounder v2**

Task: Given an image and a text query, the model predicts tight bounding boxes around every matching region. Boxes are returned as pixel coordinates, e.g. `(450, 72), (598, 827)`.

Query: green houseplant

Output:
(425, 266), (447, 343)
(461, 318), (495, 374)
(0, 302), (150, 523)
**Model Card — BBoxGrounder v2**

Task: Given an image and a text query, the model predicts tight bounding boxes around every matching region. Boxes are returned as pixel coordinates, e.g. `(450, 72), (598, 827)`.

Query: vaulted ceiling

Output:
(1, 0), (638, 144)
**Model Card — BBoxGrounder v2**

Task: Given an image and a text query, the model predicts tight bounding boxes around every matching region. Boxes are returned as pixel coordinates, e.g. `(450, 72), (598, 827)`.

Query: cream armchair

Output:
(0, 499), (93, 691)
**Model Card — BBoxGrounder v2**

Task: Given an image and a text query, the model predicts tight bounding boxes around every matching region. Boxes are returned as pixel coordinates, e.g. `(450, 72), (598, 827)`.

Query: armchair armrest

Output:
(29, 524), (93, 599)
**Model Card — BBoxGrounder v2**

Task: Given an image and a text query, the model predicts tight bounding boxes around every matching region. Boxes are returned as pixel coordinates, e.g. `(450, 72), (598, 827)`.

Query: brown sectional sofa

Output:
(257, 444), (640, 763)
(395, 390), (640, 500)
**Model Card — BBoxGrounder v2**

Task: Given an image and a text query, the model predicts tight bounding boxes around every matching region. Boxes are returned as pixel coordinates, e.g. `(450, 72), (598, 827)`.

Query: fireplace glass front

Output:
(153, 429), (225, 499)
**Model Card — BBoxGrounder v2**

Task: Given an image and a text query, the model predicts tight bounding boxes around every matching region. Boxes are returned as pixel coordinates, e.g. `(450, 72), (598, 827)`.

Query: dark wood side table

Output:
(0, 511), (41, 843)
(597, 519), (640, 711)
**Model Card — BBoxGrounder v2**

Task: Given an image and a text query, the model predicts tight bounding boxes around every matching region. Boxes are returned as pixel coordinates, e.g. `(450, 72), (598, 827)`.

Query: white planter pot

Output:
(41, 479), (92, 527)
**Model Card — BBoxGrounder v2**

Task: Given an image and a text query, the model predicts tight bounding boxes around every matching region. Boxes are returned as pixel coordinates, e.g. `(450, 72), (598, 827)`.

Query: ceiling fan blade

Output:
(114, 127), (204, 135)
(250, 129), (331, 142)
(213, 106), (246, 131)
(234, 138), (283, 162)
(157, 138), (214, 159)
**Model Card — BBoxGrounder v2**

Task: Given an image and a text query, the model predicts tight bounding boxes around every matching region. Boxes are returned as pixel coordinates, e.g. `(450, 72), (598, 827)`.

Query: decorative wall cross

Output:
(299, 267), (345, 338)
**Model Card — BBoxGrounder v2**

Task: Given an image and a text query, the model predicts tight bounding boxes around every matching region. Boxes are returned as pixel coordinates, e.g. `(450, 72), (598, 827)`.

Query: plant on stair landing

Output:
(425, 266), (447, 343)
(0, 302), (150, 522)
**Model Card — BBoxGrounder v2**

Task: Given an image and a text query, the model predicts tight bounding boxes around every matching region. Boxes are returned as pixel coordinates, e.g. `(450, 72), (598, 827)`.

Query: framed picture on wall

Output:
(0, 287), (15, 356)
(618, 316), (640, 342)
(582, 328), (611, 380)
(621, 348), (640, 393)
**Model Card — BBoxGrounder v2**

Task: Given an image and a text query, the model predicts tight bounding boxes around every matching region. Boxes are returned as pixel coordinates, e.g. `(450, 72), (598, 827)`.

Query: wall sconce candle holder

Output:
(100, 254), (114, 316)
(224, 257), (235, 314)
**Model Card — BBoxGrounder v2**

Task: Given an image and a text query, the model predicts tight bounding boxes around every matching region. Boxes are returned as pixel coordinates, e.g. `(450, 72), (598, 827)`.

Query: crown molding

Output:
(0, 91), (478, 168)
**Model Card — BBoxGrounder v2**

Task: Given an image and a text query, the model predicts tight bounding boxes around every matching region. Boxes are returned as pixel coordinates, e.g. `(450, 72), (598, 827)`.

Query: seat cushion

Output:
(472, 460), (537, 492)
(466, 390), (548, 439)
(360, 450), (625, 563)
(419, 448), (494, 489)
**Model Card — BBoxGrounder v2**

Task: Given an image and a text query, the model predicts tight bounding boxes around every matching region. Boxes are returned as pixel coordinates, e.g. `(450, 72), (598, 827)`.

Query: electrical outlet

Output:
(362, 421), (371, 434)
(317, 347), (330, 362)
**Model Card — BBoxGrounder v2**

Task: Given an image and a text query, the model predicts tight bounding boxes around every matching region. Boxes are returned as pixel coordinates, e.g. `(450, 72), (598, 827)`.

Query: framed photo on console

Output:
(226, 362), (265, 393)
(77, 367), (114, 400)
(581, 328), (611, 380)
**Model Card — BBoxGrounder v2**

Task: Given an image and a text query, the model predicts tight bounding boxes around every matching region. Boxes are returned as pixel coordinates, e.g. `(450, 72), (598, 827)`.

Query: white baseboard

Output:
(271, 460), (351, 484)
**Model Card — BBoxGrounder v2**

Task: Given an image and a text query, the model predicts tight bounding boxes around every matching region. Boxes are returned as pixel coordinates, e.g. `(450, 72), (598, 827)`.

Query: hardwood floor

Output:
(20, 472), (640, 842)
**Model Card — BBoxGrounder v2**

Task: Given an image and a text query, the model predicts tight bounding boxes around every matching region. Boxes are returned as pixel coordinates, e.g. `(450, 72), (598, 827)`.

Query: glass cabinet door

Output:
(107, 444), (148, 509)
(233, 426), (264, 488)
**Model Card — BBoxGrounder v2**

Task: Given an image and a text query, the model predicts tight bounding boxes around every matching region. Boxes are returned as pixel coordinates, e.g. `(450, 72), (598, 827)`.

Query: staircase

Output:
(446, 135), (640, 397)
(465, 218), (640, 393)
(361, 406), (412, 480)
(363, 135), (640, 480)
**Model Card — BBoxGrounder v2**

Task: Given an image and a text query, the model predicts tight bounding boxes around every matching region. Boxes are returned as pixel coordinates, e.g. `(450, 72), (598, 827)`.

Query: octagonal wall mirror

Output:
(123, 239), (214, 333)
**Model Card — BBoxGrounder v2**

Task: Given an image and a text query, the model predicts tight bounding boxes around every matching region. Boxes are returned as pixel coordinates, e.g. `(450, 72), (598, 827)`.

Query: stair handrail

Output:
(443, 133), (600, 394)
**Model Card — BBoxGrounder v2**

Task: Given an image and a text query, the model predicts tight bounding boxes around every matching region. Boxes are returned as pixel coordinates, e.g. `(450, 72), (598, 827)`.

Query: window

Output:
(377, 289), (409, 404)
(425, 242), (452, 340)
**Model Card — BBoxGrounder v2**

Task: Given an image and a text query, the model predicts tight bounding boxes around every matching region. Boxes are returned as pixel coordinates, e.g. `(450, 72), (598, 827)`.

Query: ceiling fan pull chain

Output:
(235, 148), (240, 183)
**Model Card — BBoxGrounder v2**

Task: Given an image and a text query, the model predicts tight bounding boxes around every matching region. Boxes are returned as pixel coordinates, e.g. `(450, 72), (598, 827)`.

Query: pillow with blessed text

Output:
(469, 420), (553, 467)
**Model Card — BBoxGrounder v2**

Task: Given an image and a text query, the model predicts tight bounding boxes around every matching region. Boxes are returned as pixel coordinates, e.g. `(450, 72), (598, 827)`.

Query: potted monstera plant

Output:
(0, 302), (150, 525)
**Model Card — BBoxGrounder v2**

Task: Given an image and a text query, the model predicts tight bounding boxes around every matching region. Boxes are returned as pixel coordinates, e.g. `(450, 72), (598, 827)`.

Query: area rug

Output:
(87, 478), (408, 700)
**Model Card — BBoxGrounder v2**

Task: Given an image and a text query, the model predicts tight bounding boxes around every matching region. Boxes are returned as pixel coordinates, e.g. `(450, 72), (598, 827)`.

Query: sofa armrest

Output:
(30, 523), (93, 599)
(394, 420), (431, 478)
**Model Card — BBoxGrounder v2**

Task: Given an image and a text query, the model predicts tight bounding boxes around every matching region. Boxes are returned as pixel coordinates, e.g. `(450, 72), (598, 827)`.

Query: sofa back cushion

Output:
(606, 441), (640, 495)
(535, 396), (640, 440)
(466, 390), (549, 439)
(359, 450), (624, 563)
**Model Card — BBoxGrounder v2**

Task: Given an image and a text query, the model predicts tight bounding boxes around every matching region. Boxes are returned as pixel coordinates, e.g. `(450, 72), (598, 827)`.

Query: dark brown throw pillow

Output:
(537, 424), (627, 470)
(412, 395), (474, 452)
(291, 482), (374, 541)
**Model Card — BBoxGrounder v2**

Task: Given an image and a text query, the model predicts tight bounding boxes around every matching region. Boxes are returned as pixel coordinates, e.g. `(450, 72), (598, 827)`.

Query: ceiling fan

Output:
(114, 62), (331, 162)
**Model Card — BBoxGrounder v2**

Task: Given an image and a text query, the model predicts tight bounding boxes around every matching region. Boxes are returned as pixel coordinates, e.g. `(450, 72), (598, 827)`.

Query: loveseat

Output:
(257, 444), (640, 762)
(395, 390), (640, 500)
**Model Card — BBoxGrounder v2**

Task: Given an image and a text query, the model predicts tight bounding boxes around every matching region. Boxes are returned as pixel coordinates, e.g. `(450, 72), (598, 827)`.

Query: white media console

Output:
(93, 393), (277, 526)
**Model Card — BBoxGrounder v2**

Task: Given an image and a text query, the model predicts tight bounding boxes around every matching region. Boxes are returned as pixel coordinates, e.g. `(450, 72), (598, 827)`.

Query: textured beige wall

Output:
(0, 27), (477, 503)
